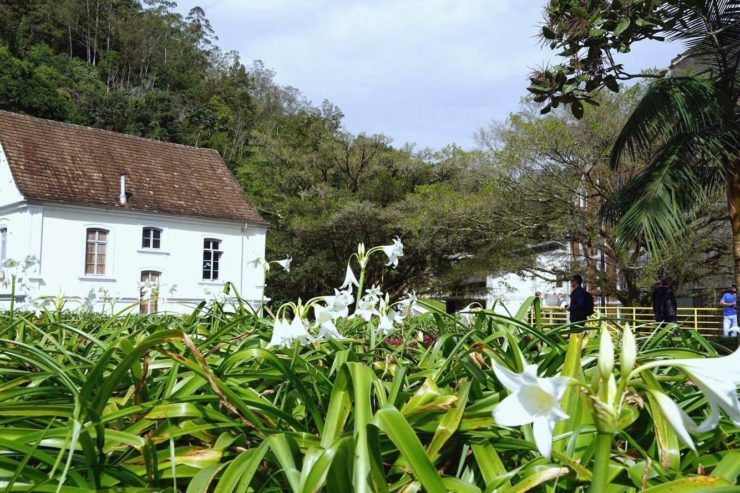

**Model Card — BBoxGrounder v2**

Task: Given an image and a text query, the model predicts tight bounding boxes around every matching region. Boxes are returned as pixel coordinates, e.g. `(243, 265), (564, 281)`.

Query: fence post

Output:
(694, 309), (699, 331)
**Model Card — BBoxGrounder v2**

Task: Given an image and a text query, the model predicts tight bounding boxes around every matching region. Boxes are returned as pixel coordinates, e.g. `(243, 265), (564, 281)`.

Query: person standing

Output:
(556, 292), (568, 309)
(720, 285), (737, 337)
(568, 275), (592, 324)
(652, 279), (677, 323)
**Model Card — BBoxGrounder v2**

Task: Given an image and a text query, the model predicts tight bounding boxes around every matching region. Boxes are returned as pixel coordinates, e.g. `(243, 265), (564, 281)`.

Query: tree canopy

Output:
(0, 0), (732, 305)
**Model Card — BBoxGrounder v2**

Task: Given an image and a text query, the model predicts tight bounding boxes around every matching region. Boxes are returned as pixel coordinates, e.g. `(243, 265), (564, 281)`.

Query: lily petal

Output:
(650, 390), (697, 451)
(492, 361), (526, 393)
(492, 392), (535, 427)
(532, 416), (555, 459)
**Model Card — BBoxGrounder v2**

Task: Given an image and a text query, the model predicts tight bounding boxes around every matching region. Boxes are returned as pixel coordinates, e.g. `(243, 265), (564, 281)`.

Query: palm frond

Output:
(609, 77), (728, 169)
(601, 133), (726, 250)
(666, 0), (740, 79)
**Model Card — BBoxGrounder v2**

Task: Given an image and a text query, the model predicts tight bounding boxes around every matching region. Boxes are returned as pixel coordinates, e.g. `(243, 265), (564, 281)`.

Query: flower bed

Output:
(0, 242), (738, 492)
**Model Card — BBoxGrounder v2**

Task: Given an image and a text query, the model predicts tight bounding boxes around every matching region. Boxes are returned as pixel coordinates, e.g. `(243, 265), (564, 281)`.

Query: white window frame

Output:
(141, 227), (163, 250)
(84, 227), (110, 276)
(202, 238), (222, 281)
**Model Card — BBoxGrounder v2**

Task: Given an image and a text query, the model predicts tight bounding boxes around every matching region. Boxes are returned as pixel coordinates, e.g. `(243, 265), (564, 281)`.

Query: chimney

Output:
(119, 173), (127, 205)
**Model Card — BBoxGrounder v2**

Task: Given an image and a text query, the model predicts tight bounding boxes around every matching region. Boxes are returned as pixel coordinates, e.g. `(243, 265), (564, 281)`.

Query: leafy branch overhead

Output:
(529, 0), (739, 117)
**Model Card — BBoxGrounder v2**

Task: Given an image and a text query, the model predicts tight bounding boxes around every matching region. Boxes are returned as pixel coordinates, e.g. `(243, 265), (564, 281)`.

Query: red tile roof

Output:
(0, 110), (267, 225)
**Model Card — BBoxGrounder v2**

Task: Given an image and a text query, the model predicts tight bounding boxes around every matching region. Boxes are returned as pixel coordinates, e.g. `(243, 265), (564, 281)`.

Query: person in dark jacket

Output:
(568, 274), (588, 324)
(652, 279), (678, 323)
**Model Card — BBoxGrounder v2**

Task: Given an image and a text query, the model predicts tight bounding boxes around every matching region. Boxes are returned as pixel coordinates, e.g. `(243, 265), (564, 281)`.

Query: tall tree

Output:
(530, 0), (739, 286)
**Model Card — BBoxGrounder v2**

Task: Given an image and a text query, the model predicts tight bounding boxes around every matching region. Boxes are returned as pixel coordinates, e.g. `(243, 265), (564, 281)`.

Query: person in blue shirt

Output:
(720, 285), (737, 337)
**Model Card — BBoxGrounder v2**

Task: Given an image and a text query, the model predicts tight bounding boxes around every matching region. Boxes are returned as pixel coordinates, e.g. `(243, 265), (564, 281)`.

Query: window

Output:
(202, 239), (222, 280)
(140, 270), (160, 314)
(142, 227), (162, 249)
(85, 228), (108, 275)
(0, 227), (6, 263)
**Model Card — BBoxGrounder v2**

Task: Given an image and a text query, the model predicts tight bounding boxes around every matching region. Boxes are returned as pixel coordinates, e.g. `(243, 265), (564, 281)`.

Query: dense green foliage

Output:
(0, 301), (737, 491)
(531, 0), (739, 286)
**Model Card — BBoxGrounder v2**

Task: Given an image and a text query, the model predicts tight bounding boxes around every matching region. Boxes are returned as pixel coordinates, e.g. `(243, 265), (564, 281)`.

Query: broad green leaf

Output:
(642, 476), (732, 492)
(371, 407), (446, 492)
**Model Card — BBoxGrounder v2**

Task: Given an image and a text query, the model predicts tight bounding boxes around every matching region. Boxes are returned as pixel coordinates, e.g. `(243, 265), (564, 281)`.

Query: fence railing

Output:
(533, 306), (725, 334)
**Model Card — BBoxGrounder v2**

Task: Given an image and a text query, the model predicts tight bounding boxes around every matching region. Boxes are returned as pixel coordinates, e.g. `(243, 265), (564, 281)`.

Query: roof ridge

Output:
(0, 110), (219, 154)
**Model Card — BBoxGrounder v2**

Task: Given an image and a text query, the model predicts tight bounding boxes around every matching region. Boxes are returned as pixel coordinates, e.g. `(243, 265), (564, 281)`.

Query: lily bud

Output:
(598, 327), (614, 380)
(620, 324), (636, 376)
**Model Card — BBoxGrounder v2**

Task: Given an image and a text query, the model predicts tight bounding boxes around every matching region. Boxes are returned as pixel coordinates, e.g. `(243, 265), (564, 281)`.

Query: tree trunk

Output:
(727, 160), (740, 289)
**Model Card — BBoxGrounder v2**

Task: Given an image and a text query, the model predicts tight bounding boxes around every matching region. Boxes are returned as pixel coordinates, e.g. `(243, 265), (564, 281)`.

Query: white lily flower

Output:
(268, 316), (314, 348)
(648, 390), (715, 451)
(82, 289), (97, 312)
(324, 289), (353, 319)
(313, 304), (346, 341)
(378, 309), (402, 335)
(139, 281), (157, 299)
(365, 284), (383, 301)
(641, 348), (740, 434)
(380, 236), (404, 267)
(354, 296), (379, 321)
(253, 257), (270, 271)
(396, 291), (417, 317)
(204, 288), (226, 305)
(0, 257), (35, 290)
(20, 292), (44, 317)
(340, 264), (359, 291)
(458, 303), (481, 326)
(491, 361), (570, 458)
(22, 255), (39, 272)
(274, 256), (292, 272)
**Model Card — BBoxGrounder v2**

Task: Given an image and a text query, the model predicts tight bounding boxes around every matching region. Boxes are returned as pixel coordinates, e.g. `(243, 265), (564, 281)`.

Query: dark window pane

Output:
(153, 229), (161, 240)
(152, 238), (160, 249)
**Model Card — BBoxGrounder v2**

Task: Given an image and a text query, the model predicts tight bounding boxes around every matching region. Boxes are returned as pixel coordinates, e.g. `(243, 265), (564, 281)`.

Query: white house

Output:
(0, 110), (267, 314)
(485, 242), (571, 313)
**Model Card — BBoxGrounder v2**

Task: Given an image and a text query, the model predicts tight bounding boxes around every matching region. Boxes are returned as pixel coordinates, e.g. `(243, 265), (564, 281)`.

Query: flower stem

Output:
(9, 275), (15, 322)
(589, 432), (613, 493)
(355, 267), (366, 309)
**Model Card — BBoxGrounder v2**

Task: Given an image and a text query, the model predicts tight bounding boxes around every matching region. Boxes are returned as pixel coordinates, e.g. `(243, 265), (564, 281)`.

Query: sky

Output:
(175, 0), (680, 151)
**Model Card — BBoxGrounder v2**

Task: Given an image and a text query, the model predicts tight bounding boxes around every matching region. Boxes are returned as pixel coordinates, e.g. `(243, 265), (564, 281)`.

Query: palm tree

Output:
(600, 1), (739, 286)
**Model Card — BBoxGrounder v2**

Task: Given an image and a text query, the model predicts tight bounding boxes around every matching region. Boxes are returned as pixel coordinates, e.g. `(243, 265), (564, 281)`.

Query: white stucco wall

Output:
(0, 143), (24, 208)
(486, 248), (571, 314)
(0, 202), (267, 314)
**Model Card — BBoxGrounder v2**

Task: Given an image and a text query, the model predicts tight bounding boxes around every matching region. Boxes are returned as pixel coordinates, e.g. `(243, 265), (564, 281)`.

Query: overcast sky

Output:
(175, 0), (680, 151)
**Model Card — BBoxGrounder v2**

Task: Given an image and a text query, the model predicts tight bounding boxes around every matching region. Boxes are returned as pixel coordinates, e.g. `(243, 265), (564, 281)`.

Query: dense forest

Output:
(0, 0), (731, 304)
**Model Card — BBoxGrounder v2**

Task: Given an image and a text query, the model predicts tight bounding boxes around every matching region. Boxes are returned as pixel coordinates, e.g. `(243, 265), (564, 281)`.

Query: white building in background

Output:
(0, 110), (267, 314)
(486, 242), (571, 313)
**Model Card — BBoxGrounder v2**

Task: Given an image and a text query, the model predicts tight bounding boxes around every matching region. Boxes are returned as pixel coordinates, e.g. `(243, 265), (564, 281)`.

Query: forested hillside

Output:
(0, 0), (730, 303)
